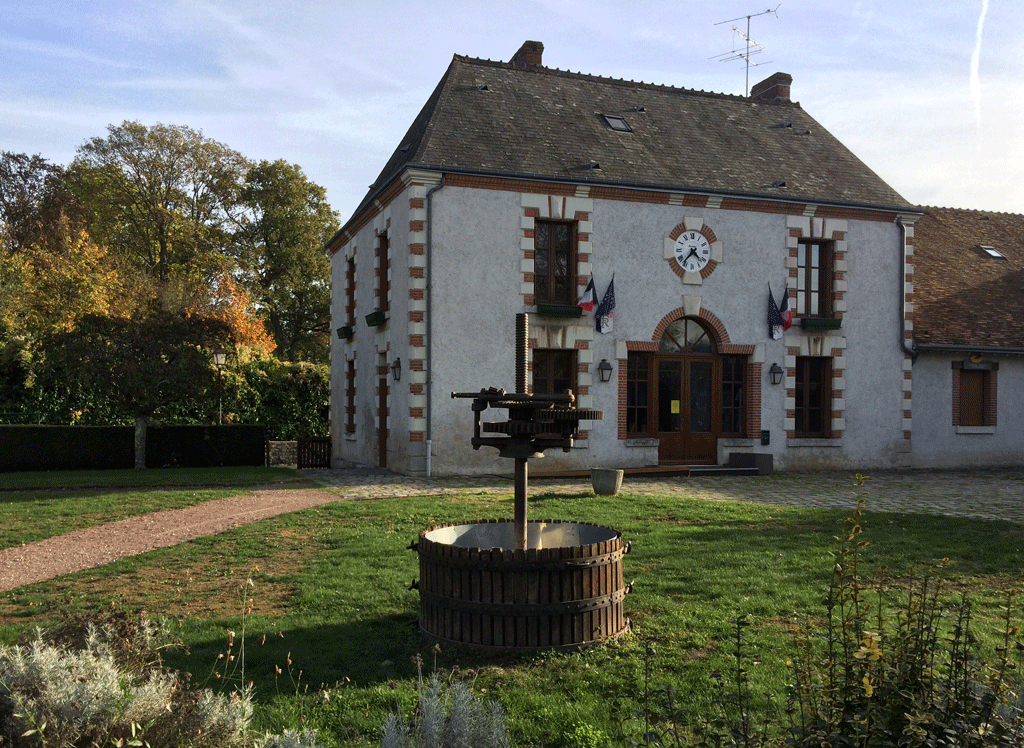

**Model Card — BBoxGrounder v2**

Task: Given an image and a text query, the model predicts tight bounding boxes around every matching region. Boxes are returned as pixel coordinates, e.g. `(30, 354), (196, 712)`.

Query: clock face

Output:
(673, 231), (712, 273)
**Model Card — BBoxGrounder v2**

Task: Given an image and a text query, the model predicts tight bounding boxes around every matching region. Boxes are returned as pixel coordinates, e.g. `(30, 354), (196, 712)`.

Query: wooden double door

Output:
(655, 354), (719, 465)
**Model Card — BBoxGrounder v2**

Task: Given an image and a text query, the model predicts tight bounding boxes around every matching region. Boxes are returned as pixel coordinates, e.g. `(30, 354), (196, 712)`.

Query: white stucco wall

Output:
(911, 354), (1024, 468)
(331, 177), (914, 476)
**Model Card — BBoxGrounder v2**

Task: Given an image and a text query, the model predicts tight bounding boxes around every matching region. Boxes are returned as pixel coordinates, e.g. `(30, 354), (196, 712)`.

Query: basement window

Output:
(980, 245), (1008, 261)
(601, 113), (632, 132)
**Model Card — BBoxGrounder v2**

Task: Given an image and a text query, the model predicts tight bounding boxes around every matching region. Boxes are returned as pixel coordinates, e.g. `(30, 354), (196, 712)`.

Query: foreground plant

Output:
(380, 652), (510, 748)
(0, 606), (321, 748)
(785, 476), (1024, 747)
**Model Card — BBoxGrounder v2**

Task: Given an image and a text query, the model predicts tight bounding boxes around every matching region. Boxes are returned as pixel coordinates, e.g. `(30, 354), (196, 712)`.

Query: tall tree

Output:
(73, 121), (249, 284)
(41, 313), (232, 468)
(0, 152), (84, 257)
(233, 160), (338, 362)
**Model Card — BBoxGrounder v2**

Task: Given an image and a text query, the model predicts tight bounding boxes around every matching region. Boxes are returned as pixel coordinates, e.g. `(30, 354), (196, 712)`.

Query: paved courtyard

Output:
(300, 467), (1024, 524)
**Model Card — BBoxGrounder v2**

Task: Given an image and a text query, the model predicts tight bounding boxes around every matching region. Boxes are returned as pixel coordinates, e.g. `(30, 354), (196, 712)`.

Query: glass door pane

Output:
(689, 360), (713, 433)
(658, 361), (682, 432)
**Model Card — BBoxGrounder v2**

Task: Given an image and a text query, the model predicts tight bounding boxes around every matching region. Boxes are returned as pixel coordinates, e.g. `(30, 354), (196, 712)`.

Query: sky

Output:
(2, 0), (1021, 222)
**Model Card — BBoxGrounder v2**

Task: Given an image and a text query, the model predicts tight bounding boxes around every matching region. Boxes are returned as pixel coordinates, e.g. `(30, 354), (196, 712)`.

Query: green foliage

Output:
(39, 312), (230, 422)
(73, 121), (248, 284)
(226, 357), (329, 439)
(556, 720), (608, 748)
(233, 160), (338, 362)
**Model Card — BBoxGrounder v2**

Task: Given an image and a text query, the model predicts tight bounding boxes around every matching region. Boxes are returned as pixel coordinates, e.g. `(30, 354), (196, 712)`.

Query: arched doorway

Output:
(654, 318), (720, 464)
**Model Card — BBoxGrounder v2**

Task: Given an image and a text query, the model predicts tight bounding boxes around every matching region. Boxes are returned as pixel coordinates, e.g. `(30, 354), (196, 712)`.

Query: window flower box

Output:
(799, 317), (842, 331)
(336, 325), (354, 340)
(535, 304), (583, 319)
(365, 311), (388, 328)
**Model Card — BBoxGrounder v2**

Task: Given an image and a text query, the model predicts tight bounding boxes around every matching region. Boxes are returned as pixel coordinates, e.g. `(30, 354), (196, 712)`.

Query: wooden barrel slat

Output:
(418, 520), (628, 651)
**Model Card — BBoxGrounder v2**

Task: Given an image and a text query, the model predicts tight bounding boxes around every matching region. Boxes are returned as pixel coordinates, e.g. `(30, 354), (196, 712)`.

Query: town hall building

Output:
(326, 41), (1022, 475)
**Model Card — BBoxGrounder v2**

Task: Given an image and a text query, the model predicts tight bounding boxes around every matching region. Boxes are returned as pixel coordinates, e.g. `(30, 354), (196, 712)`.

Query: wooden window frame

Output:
(952, 361), (998, 429)
(534, 219), (578, 306)
(533, 348), (577, 396)
(376, 232), (390, 314)
(626, 353), (650, 437)
(721, 355), (746, 436)
(796, 239), (833, 318)
(345, 359), (356, 434)
(794, 356), (832, 437)
(346, 256), (356, 327)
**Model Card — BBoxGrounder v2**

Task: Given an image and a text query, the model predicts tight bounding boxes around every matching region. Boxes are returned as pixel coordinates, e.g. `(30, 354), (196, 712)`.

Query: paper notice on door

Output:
(671, 400), (680, 414)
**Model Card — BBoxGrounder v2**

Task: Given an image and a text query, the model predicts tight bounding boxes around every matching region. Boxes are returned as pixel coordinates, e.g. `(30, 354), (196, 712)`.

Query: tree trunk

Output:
(134, 415), (147, 470)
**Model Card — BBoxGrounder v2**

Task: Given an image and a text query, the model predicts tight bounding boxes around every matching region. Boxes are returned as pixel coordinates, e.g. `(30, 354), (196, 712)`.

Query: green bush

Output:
(0, 354), (329, 439)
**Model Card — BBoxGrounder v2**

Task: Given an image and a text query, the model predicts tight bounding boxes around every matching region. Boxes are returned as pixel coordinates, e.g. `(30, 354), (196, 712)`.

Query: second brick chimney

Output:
(510, 40), (544, 69)
(750, 72), (793, 104)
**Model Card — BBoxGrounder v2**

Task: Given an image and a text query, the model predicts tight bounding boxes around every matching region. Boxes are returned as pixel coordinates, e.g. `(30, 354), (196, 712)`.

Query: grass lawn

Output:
(2, 470), (1023, 747)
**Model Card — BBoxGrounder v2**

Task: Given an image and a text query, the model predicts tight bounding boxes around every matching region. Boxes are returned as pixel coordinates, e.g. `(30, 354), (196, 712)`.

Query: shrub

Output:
(380, 655), (510, 748)
(0, 607), (320, 748)
(785, 479), (1024, 747)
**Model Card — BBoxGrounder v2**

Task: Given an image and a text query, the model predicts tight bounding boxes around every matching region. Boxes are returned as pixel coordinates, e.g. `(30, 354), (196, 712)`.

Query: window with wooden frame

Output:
(533, 349), (577, 396)
(534, 220), (577, 306)
(346, 256), (356, 327)
(345, 359), (356, 434)
(626, 353), (650, 435)
(794, 356), (831, 437)
(376, 232), (390, 313)
(796, 240), (833, 318)
(953, 361), (997, 429)
(721, 356), (746, 435)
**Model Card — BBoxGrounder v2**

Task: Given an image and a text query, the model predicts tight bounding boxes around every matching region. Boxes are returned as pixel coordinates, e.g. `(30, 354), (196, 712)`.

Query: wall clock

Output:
(673, 230), (712, 274)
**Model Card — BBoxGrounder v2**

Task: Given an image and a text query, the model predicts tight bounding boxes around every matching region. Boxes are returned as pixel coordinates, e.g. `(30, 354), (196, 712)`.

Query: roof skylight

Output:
(601, 114), (632, 132)
(979, 245), (1008, 261)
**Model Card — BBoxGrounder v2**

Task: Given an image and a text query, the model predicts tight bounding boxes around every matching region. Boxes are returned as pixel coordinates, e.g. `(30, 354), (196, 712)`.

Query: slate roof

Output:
(349, 42), (914, 226)
(913, 206), (1024, 351)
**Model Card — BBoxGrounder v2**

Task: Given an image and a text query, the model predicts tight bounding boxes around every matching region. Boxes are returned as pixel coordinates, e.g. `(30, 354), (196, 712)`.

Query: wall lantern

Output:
(391, 357), (402, 382)
(597, 359), (614, 383)
(768, 362), (785, 386)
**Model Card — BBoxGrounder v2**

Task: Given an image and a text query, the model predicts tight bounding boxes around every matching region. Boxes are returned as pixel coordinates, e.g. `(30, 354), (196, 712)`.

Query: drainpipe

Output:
(897, 216), (918, 363)
(424, 175), (445, 476)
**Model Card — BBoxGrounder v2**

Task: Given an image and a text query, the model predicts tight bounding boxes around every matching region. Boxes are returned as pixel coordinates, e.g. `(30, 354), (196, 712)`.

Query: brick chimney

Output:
(510, 40), (544, 69)
(750, 72), (793, 103)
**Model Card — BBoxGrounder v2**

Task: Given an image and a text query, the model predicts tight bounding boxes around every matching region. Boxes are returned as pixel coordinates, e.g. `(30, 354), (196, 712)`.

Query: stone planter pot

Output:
(591, 468), (624, 496)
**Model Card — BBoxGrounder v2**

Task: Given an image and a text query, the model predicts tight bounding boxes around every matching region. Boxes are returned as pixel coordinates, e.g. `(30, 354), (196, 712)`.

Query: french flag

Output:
(578, 276), (597, 312)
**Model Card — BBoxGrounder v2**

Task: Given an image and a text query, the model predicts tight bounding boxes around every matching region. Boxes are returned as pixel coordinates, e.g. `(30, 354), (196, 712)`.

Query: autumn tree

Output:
(1, 152), (65, 255)
(232, 159), (337, 361)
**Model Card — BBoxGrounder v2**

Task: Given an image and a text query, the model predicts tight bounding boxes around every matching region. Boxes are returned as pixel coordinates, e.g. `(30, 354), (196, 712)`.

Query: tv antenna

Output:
(711, 5), (781, 97)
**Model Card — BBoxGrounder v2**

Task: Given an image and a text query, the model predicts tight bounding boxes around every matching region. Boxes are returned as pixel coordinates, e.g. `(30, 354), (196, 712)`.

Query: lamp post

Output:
(213, 346), (227, 425)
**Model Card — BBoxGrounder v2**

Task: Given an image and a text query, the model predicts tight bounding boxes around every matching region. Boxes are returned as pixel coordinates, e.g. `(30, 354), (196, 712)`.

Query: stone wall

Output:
(266, 441), (297, 467)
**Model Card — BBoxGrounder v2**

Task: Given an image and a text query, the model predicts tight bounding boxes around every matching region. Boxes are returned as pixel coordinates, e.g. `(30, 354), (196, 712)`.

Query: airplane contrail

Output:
(971, 0), (989, 143)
